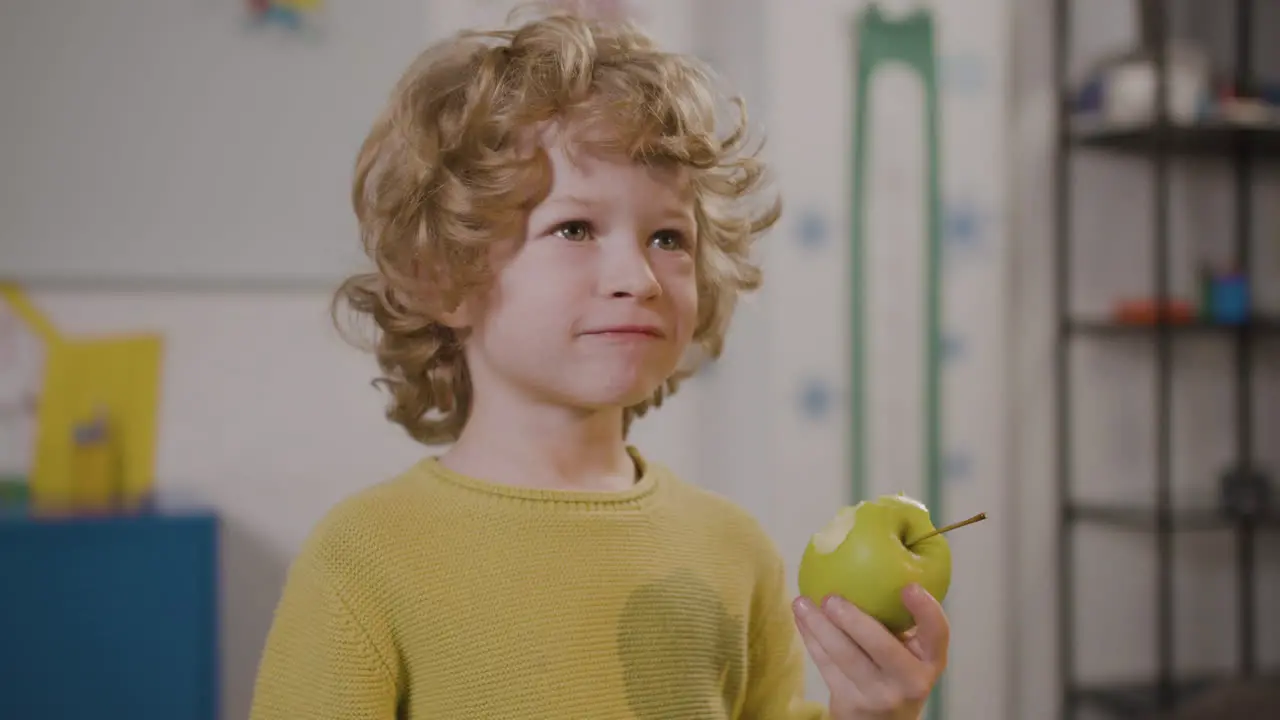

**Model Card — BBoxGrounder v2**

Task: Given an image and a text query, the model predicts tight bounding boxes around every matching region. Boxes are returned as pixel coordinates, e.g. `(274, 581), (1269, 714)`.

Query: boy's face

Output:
(457, 127), (699, 414)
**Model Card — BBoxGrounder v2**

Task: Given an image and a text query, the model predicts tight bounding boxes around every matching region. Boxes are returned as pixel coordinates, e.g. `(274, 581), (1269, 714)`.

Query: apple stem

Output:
(907, 512), (988, 547)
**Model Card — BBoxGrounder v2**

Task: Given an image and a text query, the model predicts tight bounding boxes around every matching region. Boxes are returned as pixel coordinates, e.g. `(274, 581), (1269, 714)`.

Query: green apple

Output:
(797, 493), (952, 634)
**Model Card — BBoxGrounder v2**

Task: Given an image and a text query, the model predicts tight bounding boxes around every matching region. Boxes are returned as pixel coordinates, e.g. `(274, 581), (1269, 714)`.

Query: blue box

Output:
(0, 510), (219, 720)
(1209, 274), (1251, 325)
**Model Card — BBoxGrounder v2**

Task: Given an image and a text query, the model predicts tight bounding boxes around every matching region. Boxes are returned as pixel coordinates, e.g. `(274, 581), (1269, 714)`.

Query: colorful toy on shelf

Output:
(1217, 83), (1279, 126)
(1208, 272), (1250, 325)
(1111, 298), (1196, 326)
(0, 284), (164, 515)
(1070, 42), (1212, 127)
(1112, 263), (1257, 328)
(70, 409), (124, 514)
(248, 0), (323, 31)
(0, 296), (41, 495)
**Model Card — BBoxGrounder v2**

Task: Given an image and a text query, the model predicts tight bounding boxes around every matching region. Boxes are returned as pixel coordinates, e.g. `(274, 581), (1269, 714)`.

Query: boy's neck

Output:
(440, 401), (637, 493)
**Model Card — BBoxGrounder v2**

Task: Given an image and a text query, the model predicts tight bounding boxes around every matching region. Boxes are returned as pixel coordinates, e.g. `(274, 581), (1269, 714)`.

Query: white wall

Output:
(0, 0), (424, 284)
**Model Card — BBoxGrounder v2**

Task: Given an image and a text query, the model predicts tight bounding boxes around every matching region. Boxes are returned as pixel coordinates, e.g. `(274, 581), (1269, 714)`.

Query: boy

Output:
(250, 6), (950, 719)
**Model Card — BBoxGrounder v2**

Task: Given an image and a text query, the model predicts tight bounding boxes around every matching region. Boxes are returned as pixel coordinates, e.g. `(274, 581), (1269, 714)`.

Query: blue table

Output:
(0, 509), (219, 720)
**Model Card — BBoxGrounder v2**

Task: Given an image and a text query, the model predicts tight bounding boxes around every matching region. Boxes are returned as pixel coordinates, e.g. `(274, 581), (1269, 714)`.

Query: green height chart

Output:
(848, 5), (945, 720)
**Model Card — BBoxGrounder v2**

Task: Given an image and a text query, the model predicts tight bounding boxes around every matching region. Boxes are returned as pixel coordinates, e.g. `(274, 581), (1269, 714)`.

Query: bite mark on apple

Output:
(812, 503), (861, 554)
(897, 495), (929, 513)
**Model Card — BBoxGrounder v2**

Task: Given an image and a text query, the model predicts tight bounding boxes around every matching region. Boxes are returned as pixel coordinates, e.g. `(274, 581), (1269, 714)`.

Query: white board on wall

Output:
(0, 0), (427, 286)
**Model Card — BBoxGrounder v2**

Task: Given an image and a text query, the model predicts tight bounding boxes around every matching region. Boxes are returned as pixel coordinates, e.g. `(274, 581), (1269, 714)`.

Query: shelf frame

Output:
(1051, 1), (1269, 718)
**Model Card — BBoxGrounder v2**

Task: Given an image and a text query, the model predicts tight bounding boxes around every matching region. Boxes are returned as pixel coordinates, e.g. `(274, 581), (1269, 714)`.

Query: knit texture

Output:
(249, 449), (829, 719)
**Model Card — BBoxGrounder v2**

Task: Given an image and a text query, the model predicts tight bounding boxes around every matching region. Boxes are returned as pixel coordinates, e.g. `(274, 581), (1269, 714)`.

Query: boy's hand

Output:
(792, 584), (949, 720)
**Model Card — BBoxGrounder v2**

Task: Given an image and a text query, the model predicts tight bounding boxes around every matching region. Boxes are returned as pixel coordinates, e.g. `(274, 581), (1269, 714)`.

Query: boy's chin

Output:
(570, 379), (668, 412)
(588, 388), (662, 412)
(555, 363), (678, 409)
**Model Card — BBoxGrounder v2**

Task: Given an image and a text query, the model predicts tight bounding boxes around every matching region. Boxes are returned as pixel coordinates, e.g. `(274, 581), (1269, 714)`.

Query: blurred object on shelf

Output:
(30, 333), (163, 517)
(0, 296), (44, 488)
(1111, 298), (1197, 326)
(0, 284), (164, 517)
(1202, 268), (1251, 325)
(68, 410), (124, 515)
(1070, 31), (1279, 133)
(248, 0), (323, 30)
(1071, 41), (1212, 127)
(0, 474), (28, 508)
(1110, 262), (1258, 328)
(1217, 83), (1278, 126)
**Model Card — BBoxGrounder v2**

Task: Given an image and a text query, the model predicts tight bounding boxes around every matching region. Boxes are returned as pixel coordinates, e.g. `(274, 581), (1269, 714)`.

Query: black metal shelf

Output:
(1052, 0), (1272, 718)
(1064, 317), (1280, 337)
(1070, 119), (1280, 158)
(1070, 672), (1280, 719)
(1070, 676), (1220, 718)
(1065, 502), (1280, 532)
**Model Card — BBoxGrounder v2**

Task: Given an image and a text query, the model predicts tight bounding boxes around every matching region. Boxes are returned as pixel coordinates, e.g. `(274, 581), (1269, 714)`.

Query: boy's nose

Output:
(599, 239), (661, 299)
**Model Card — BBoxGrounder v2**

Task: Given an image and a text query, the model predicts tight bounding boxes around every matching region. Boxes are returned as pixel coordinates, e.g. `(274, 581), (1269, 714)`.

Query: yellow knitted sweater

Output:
(249, 450), (828, 719)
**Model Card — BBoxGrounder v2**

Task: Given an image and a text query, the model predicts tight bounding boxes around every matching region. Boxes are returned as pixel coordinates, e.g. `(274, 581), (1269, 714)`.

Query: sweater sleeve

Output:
(249, 548), (400, 720)
(740, 540), (830, 720)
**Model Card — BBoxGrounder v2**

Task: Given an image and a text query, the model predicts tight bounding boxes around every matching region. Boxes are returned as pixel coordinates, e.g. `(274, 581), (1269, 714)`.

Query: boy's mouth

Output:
(581, 325), (666, 339)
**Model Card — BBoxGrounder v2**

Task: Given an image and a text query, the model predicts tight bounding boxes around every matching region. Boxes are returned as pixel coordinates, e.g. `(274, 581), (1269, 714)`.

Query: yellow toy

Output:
(0, 284), (163, 513)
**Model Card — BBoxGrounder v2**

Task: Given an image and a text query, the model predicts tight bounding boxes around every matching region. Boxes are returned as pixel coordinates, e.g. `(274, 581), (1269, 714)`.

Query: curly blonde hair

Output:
(334, 5), (781, 445)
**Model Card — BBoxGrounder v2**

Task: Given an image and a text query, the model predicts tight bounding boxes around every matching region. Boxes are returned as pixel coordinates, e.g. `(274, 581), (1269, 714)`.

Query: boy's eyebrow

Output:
(544, 195), (601, 208)
(542, 196), (695, 225)
(656, 209), (697, 227)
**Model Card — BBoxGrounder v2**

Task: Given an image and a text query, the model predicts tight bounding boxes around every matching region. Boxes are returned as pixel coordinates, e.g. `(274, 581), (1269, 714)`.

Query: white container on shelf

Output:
(1102, 41), (1211, 126)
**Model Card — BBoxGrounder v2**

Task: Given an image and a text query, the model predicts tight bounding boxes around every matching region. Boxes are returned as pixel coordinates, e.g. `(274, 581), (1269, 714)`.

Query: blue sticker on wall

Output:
(943, 199), (987, 262)
(944, 201), (981, 246)
(940, 332), (964, 364)
(796, 208), (830, 250)
(943, 451), (972, 482)
(798, 376), (834, 420)
(248, 0), (324, 32)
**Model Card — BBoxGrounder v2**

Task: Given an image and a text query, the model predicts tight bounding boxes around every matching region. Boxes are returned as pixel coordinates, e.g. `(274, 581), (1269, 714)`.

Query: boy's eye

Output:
(650, 230), (688, 252)
(552, 221), (592, 242)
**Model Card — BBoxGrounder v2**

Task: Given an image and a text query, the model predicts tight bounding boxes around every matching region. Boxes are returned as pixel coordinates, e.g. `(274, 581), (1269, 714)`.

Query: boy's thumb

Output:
(902, 584), (950, 664)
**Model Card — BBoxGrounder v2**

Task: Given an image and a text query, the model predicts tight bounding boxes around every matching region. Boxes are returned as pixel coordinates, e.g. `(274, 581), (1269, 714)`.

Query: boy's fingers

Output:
(795, 597), (880, 684)
(793, 601), (861, 699)
(822, 595), (918, 679)
(904, 633), (927, 662)
(902, 584), (950, 666)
